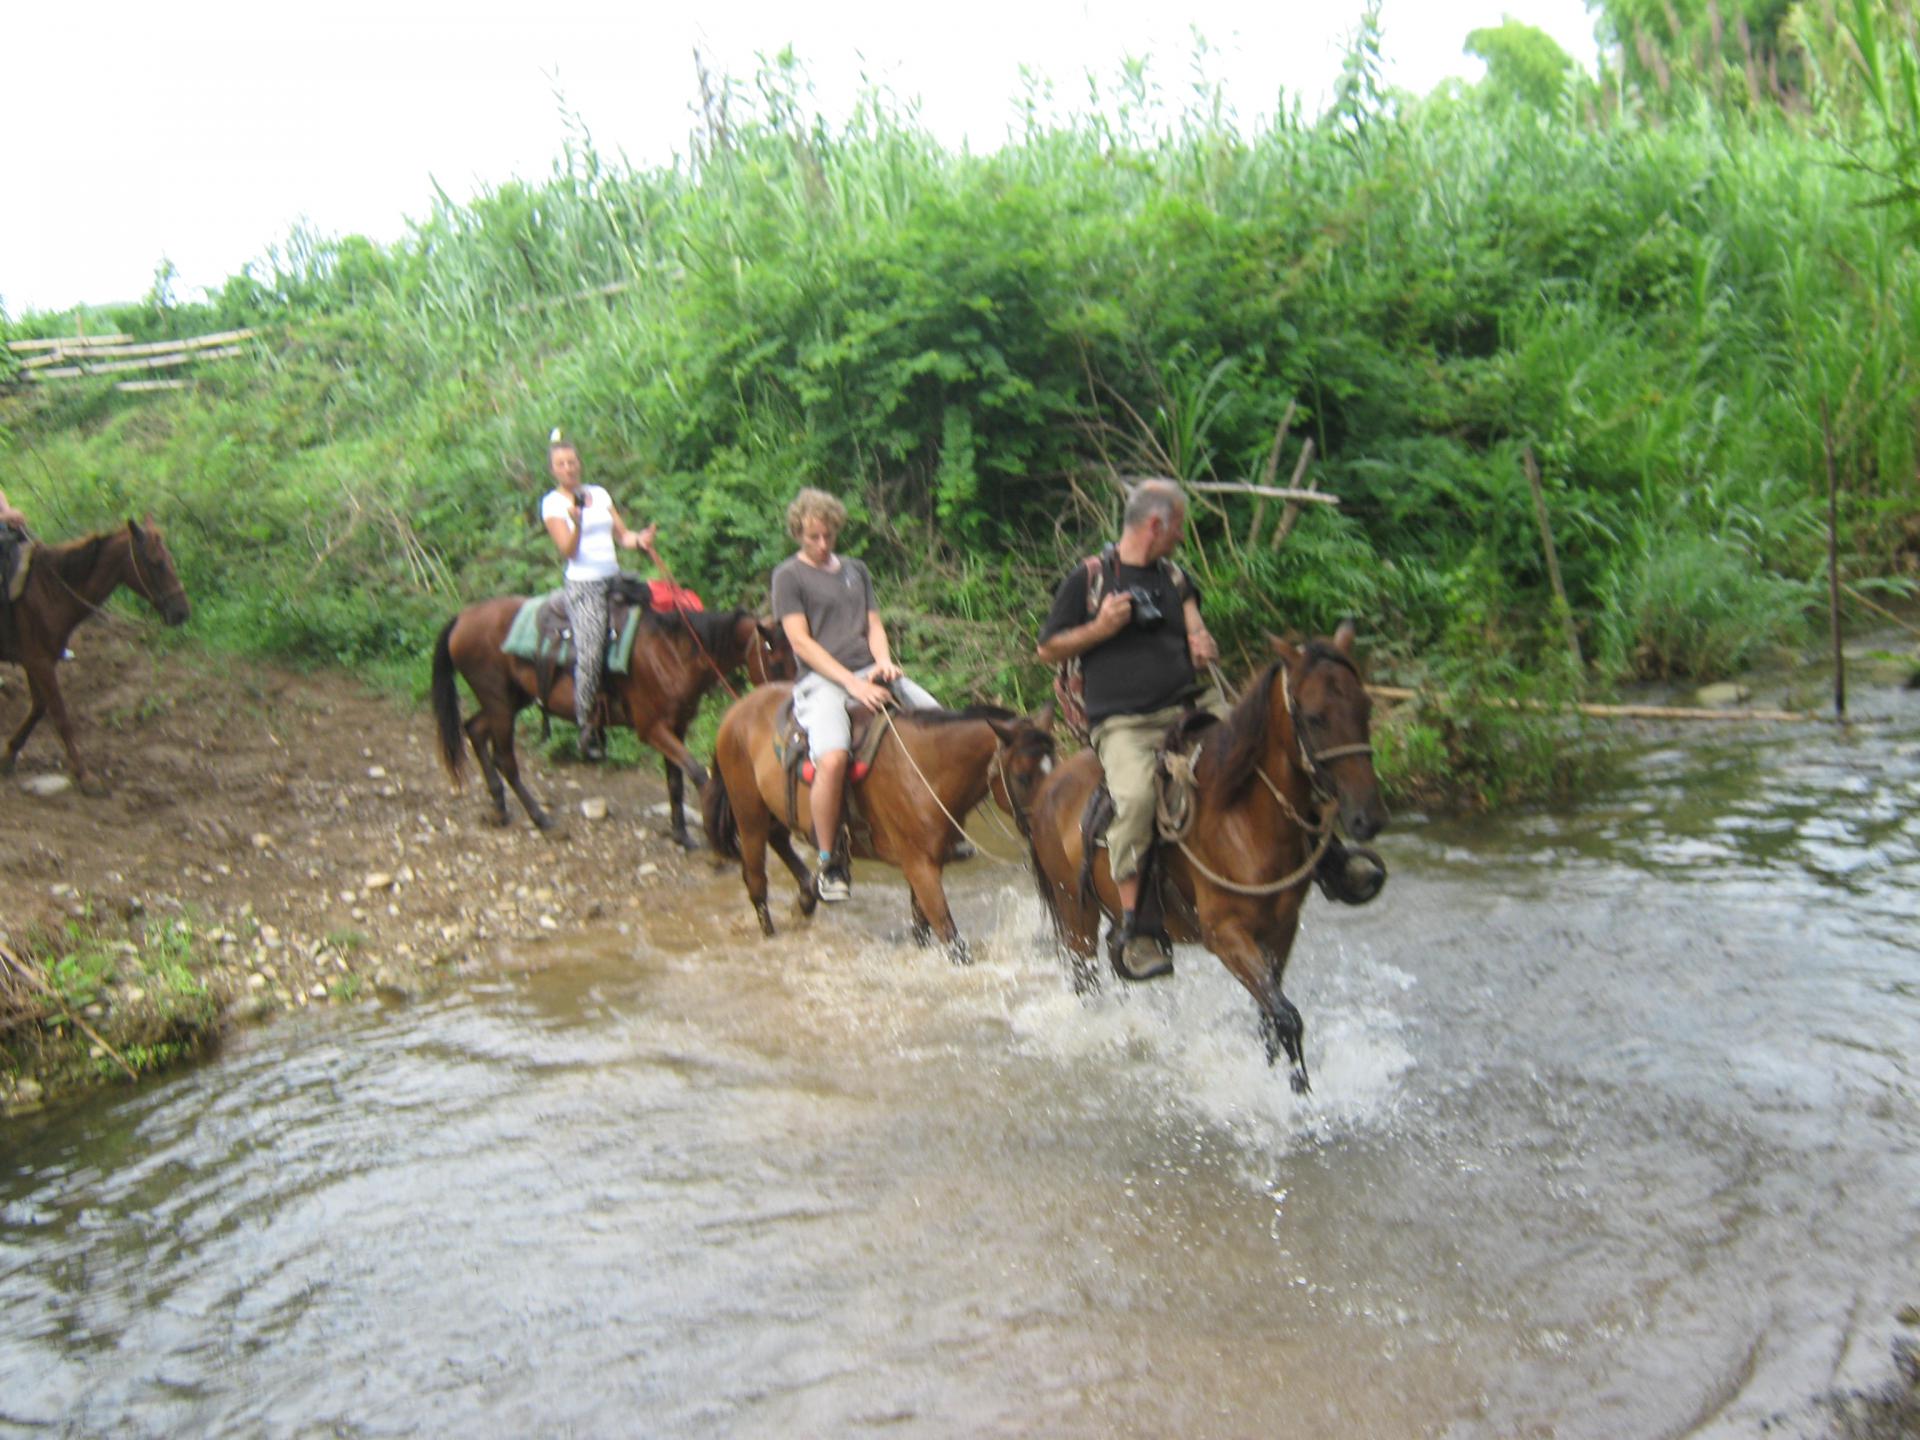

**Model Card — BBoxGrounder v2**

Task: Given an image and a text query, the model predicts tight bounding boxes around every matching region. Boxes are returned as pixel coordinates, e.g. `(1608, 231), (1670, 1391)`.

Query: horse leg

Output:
(909, 894), (934, 949)
(464, 714), (512, 825)
(662, 757), (698, 851)
(768, 825), (817, 918)
(3, 688), (46, 774)
(1208, 913), (1311, 1094)
(488, 712), (552, 830)
(902, 859), (969, 966)
(20, 659), (98, 793)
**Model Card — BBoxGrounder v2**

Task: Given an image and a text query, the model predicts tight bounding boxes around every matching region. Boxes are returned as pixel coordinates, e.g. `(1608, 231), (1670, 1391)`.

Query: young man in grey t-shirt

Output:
(770, 487), (940, 902)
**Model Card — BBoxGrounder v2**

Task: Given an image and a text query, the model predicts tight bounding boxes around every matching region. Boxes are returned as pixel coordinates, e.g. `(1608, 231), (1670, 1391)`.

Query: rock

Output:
(251, 833), (275, 850)
(637, 862), (659, 879)
(538, 915), (559, 932)
(49, 883), (77, 900)
(580, 797), (609, 821)
(367, 765), (388, 779)
(1694, 682), (1751, 708)
(364, 873), (395, 892)
(647, 802), (672, 818)
(19, 774), (72, 797)
(310, 984), (329, 1000)
(13, 1077), (43, 1105)
(248, 972), (268, 989)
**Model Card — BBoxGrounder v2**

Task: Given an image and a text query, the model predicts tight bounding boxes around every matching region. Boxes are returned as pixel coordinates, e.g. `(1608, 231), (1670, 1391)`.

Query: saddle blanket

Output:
(501, 589), (644, 675)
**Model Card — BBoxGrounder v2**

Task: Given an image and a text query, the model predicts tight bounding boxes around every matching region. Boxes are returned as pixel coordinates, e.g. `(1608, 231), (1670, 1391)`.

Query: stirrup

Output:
(1107, 924), (1173, 983)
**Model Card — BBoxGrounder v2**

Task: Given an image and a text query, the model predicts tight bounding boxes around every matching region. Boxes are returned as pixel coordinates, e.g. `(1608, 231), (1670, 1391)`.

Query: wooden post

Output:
(1248, 399), (1296, 547)
(1271, 439), (1318, 550)
(1523, 446), (1582, 671)
(1823, 397), (1846, 720)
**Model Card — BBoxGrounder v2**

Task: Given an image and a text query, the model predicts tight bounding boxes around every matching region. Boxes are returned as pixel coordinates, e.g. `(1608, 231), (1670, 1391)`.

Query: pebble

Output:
(310, 984), (329, 1000)
(538, 915), (559, 932)
(251, 833), (275, 850)
(248, 973), (268, 989)
(637, 863), (659, 879)
(364, 872), (395, 892)
(19, 774), (73, 797)
(580, 797), (609, 821)
(367, 766), (388, 779)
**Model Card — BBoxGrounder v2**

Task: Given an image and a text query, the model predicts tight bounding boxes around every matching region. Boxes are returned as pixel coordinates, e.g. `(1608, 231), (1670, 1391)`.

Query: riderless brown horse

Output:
(1025, 623), (1385, 1092)
(703, 687), (1057, 960)
(431, 596), (793, 845)
(0, 520), (191, 792)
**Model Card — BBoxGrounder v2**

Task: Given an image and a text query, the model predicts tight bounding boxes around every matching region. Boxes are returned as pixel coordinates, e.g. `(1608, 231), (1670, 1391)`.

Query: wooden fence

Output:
(6, 328), (256, 393)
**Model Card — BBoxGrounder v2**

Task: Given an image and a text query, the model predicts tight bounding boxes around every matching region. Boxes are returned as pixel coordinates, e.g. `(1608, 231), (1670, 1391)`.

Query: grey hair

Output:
(1123, 478), (1186, 529)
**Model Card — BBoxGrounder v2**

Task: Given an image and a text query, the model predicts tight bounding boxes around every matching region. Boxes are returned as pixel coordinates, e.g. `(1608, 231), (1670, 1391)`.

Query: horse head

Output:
(127, 517), (191, 627)
(749, 617), (797, 684)
(1269, 621), (1386, 842)
(984, 702), (1058, 834)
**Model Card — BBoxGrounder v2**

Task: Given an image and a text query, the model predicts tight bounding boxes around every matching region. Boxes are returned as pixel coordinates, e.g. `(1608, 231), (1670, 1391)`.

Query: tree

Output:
(1466, 17), (1577, 110)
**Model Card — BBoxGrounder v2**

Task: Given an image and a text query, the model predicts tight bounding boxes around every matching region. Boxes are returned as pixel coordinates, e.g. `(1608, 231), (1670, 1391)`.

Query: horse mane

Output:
(638, 603), (748, 657)
(1206, 643), (1358, 801)
(45, 532), (114, 582)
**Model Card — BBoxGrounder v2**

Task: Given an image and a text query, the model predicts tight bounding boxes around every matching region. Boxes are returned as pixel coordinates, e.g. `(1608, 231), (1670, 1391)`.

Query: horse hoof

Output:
(947, 939), (973, 966)
(754, 903), (776, 938)
(798, 889), (819, 918)
(672, 830), (700, 852)
(1289, 1066), (1312, 1096)
(910, 923), (934, 949)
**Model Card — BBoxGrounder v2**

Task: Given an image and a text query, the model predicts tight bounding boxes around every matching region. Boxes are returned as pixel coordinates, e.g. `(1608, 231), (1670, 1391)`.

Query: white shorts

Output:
(793, 665), (940, 759)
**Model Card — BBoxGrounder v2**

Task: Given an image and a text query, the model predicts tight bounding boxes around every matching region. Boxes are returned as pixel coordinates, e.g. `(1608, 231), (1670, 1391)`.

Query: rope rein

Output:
(642, 540), (744, 702)
(877, 709), (1026, 868)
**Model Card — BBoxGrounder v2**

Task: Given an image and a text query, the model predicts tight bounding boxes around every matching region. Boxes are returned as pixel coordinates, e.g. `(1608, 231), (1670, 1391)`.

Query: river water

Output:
(4, 693), (1918, 1438)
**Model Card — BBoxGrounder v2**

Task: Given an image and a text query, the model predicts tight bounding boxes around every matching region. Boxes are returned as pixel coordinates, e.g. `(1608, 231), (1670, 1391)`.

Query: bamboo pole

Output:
(1365, 683), (1821, 723)
(1271, 439), (1318, 550)
(6, 333), (133, 352)
(1247, 399), (1295, 545)
(1822, 397), (1846, 720)
(1187, 481), (1338, 503)
(1841, 580), (1920, 640)
(28, 345), (246, 380)
(1523, 446), (1581, 670)
(19, 329), (255, 368)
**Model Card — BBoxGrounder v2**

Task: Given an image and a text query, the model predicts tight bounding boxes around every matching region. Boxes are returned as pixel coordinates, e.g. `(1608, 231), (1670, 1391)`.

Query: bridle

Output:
(641, 540), (743, 702)
(1279, 658), (1372, 801)
(127, 528), (188, 612)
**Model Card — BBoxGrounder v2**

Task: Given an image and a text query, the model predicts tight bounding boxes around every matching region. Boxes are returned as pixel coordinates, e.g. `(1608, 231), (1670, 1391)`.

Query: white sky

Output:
(2, 0), (1601, 316)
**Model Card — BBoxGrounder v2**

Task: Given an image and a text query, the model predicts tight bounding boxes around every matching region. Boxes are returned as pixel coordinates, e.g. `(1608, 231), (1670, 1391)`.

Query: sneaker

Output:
(1109, 926), (1174, 983)
(815, 864), (852, 903)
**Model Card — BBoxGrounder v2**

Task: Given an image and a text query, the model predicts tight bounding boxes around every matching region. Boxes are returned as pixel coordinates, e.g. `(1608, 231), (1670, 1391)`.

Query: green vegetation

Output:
(2, 917), (222, 1093)
(5, 5), (1919, 807)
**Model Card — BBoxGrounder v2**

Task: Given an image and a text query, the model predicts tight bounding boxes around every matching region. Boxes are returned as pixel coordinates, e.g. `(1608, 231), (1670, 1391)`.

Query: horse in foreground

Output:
(703, 687), (1057, 959)
(431, 596), (792, 845)
(1, 520), (191, 792)
(1025, 624), (1386, 1092)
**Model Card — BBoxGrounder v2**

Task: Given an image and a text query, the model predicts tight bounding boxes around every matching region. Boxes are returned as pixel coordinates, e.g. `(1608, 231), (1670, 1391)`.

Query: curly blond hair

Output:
(786, 487), (848, 541)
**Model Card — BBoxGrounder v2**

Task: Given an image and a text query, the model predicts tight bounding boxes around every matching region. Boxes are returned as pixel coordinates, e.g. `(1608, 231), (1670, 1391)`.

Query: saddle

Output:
(502, 573), (653, 714)
(774, 693), (894, 854)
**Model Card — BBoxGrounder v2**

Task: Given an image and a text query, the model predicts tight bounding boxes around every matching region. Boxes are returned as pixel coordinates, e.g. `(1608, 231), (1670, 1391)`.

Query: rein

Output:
(878, 709), (1024, 867)
(1156, 654), (1368, 898)
(642, 541), (743, 702)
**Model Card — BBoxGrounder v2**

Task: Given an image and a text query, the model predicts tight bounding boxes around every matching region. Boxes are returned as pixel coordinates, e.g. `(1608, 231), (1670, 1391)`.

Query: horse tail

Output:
(431, 616), (467, 788)
(703, 769), (739, 859)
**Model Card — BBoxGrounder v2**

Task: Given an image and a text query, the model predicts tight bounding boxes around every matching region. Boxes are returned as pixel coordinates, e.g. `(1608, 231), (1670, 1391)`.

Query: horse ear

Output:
(1333, 619), (1357, 655)
(1267, 632), (1301, 665)
(1030, 700), (1056, 734)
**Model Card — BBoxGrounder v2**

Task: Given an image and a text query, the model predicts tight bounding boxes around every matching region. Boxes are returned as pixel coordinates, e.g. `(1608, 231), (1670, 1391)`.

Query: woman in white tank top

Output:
(539, 434), (656, 760)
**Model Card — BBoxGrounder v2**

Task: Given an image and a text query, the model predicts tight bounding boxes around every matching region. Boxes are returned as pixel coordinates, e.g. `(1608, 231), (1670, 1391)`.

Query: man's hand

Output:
(0, 504), (23, 529)
(869, 659), (903, 684)
(1094, 590), (1133, 637)
(1188, 628), (1219, 667)
(849, 676), (893, 712)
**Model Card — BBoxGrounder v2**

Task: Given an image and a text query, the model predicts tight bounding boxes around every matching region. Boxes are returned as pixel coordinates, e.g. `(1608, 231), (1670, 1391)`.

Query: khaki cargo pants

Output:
(1090, 688), (1228, 882)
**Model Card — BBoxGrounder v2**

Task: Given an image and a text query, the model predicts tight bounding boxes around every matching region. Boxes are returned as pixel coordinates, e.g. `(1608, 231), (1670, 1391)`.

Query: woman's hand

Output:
(626, 522), (657, 553)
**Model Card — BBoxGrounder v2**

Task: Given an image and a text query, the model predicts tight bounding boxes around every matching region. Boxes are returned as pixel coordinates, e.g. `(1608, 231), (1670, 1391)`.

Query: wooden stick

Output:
(1823, 397), (1846, 720)
(18, 329), (254, 367)
(1272, 438), (1318, 550)
(6, 333), (134, 352)
(1365, 683), (1821, 723)
(1248, 399), (1296, 545)
(28, 345), (246, 380)
(114, 378), (196, 393)
(1841, 580), (1920, 639)
(1187, 481), (1338, 503)
(1524, 446), (1582, 670)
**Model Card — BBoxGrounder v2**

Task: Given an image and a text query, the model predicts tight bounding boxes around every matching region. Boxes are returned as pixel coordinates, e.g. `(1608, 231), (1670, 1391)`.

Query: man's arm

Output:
(866, 611), (901, 681)
(1184, 597), (1218, 667)
(0, 486), (24, 528)
(1035, 590), (1133, 666)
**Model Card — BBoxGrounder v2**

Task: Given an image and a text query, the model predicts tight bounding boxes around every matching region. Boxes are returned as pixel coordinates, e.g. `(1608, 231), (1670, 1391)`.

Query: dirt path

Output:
(1, 622), (708, 1102)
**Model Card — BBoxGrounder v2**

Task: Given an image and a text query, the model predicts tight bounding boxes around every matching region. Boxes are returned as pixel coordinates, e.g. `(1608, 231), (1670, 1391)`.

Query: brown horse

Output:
(0, 520), (191, 792)
(703, 686), (1057, 960)
(1025, 623), (1386, 1092)
(431, 596), (793, 845)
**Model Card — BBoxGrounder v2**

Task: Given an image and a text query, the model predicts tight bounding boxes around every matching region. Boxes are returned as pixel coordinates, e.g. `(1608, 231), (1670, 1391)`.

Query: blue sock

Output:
(818, 850), (833, 868)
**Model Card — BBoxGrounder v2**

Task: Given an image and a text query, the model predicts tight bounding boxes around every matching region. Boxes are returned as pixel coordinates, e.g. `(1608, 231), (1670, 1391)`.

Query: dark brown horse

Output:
(703, 687), (1057, 960)
(0, 520), (191, 792)
(431, 596), (793, 845)
(1025, 623), (1386, 1092)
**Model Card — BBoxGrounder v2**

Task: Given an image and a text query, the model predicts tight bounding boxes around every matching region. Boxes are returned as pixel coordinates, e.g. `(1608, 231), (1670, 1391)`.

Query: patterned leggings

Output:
(564, 577), (611, 730)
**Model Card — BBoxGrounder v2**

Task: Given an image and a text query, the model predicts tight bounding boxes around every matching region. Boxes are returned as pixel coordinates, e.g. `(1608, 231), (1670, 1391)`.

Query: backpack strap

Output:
(1085, 543), (1118, 616)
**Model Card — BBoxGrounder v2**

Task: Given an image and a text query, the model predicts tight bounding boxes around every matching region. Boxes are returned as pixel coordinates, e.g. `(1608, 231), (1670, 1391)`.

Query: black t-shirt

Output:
(1039, 553), (1201, 727)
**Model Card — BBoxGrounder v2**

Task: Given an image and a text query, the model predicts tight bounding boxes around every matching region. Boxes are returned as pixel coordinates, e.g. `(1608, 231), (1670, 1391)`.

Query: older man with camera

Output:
(1035, 480), (1225, 981)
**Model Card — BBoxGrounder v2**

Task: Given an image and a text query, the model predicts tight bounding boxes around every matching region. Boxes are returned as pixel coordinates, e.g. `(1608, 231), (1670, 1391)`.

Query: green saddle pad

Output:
(502, 590), (642, 675)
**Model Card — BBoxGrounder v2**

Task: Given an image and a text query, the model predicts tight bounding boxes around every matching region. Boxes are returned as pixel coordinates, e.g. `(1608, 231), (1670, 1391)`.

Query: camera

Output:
(1123, 584), (1163, 630)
